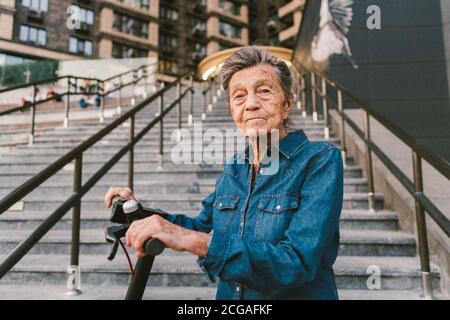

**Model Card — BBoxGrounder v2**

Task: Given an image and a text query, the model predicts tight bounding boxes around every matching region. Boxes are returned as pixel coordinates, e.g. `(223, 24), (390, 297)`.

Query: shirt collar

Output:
(237, 130), (309, 162)
(277, 129), (309, 159)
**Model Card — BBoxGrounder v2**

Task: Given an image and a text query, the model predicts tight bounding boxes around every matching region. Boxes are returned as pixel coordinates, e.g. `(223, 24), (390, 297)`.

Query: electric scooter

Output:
(105, 199), (169, 300)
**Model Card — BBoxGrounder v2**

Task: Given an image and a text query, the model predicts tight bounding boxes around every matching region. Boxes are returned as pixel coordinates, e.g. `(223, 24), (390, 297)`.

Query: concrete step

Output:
(25, 129), (336, 145)
(0, 165), (364, 185)
(0, 149), (351, 168)
(0, 209), (400, 231)
(0, 179), (217, 198)
(0, 228), (413, 256)
(13, 138), (341, 153)
(2, 192), (384, 211)
(0, 255), (437, 290)
(0, 177), (367, 198)
(0, 284), (446, 300)
(0, 167), (224, 185)
(0, 284), (217, 300)
(46, 121), (327, 133)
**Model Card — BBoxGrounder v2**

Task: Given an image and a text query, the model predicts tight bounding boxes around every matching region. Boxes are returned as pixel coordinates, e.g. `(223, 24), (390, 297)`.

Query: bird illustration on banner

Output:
(311, 0), (359, 69)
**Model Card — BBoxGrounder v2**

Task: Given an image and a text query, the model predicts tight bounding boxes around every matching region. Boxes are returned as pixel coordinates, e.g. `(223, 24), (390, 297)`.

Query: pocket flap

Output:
(214, 195), (240, 210)
(258, 194), (299, 214)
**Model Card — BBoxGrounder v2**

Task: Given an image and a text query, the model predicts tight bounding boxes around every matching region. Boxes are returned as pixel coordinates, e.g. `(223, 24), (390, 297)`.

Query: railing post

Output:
(131, 70), (137, 106)
(143, 67), (148, 97)
(321, 77), (329, 139)
(363, 110), (376, 211)
(129, 115), (134, 190)
(311, 72), (318, 122)
(158, 82), (164, 169)
(202, 85), (207, 120)
(412, 151), (433, 299)
(208, 78), (213, 112)
(212, 77), (217, 105)
(118, 75), (123, 114)
(98, 80), (105, 123)
(28, 84), (37, 145)
(176, 80), (182, 142)
(337, 89), (347, 167)
(67, 154), (82, 296)
(64, 77), (71, 128)
(301, 73), (307, 118)
(188, 75), (194, 126)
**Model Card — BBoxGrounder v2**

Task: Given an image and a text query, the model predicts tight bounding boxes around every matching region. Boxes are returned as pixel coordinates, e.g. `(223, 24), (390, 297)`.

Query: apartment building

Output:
(249, 0), (305, 48)
(0, 0), (303, 78)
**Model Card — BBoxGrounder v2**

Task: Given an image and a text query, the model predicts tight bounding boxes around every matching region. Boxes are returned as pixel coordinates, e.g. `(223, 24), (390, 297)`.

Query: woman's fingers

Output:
(125, 218), (161, 257)
(104, 187), (134, 208)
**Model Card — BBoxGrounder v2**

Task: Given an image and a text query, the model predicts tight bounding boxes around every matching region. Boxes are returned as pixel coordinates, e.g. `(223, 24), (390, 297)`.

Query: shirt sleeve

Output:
(166, 172), (224, 233)
(198, 146), (344, 296)
(166, 191), (215, 233)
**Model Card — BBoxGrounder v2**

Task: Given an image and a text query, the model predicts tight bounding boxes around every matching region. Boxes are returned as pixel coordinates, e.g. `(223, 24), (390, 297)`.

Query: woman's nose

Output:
(244, 92), (260, 111)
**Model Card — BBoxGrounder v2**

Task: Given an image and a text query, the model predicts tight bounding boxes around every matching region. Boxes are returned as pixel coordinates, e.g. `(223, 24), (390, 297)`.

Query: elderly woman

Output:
(104, 46), (344, 300)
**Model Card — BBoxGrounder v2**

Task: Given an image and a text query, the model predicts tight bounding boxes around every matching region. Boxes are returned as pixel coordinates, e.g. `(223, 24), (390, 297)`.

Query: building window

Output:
(158, 59), (178, 75)
(71, 5), (94, 25)
(188, 16), (207, 33)
(112, 42), (148, 58)
(160, 33), (179, 47)
(22, 0), (48, 12)
(20, 25), (47, 46)
(187, 42), (206, 55)
(0, 53), (34, 66)
(160, 6), (179, 21)
(119, 0), (149, 10)
(69, 37), (93, 56)
(113, 12), (148, 38)
(219, 21), (241, 39)
(190, 0), (206, 9)
(219, 0), (241, 16)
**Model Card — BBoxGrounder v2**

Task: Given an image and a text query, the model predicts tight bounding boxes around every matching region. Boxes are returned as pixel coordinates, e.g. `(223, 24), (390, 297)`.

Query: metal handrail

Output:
(293, 62), (450, 299)
(0, 63), (157, 143)
(0, 71), (197, 287)
(310, 66), (450, 181)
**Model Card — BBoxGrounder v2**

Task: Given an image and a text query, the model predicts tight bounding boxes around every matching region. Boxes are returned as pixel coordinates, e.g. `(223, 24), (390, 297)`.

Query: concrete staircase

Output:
(0, 84), (445, 300)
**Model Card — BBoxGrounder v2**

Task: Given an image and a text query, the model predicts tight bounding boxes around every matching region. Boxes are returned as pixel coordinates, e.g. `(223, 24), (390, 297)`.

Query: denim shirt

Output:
(167, 130), (344, 300)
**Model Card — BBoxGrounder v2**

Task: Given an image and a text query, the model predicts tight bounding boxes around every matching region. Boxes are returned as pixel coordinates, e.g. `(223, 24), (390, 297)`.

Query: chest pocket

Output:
(213, 195), (240, 234)
(255, 194), (299, 242)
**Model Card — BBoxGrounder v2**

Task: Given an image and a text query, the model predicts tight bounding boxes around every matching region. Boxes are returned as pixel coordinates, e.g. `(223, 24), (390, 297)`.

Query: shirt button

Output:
(276, 205), (281, 210)
(240, 222), (244, 227)
(218, 203), (222, 207)
(236, 286), (240, 292)
(260, 169), (264, 174)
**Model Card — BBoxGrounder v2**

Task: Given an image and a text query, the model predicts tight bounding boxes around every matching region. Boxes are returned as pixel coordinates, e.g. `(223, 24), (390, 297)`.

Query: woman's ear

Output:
(283, 95), (294, 119)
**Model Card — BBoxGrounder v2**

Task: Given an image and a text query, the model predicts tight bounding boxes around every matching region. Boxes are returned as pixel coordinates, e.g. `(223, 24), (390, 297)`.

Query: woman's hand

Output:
(125, 215), (211, 258)
(103, 187), (135, 208)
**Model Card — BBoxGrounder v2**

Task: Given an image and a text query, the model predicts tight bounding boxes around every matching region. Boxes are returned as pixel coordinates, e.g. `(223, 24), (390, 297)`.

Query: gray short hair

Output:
(219, 46), (298, 132)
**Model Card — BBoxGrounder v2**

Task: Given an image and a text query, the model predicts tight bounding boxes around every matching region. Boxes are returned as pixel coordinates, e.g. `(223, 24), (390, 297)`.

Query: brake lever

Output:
(108, 239), (119, 261)
(105, 225), (130, 261)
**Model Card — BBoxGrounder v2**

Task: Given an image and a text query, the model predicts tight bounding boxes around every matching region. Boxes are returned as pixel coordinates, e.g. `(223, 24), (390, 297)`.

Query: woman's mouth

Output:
(245, 117), (266, 123)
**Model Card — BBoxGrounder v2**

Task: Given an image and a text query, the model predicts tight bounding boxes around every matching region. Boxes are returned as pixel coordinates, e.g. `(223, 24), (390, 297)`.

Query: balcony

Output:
(267, 20), (277, 32)
(192, 25), (206, 37)
(191, 52), (205, 62)
(160, 45), (175, 56)
(193, 2), (206, 13)
(76, 22), (91, 35)
(27, 9), (44, 22)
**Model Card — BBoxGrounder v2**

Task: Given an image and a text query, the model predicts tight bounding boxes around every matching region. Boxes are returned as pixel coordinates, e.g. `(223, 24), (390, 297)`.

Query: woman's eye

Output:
(258, 89), (271, 94)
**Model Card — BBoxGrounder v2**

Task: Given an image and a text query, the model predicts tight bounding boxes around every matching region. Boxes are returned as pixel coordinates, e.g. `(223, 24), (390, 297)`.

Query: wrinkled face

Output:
(228, 64), (292, 137)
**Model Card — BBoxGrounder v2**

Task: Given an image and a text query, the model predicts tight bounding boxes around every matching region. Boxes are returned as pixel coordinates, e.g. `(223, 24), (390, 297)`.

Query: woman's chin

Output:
(241, 127), (271, 138)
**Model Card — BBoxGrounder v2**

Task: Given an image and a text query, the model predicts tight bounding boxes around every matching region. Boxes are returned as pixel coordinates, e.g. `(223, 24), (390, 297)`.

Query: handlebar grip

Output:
(144, 238), (165, 256)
